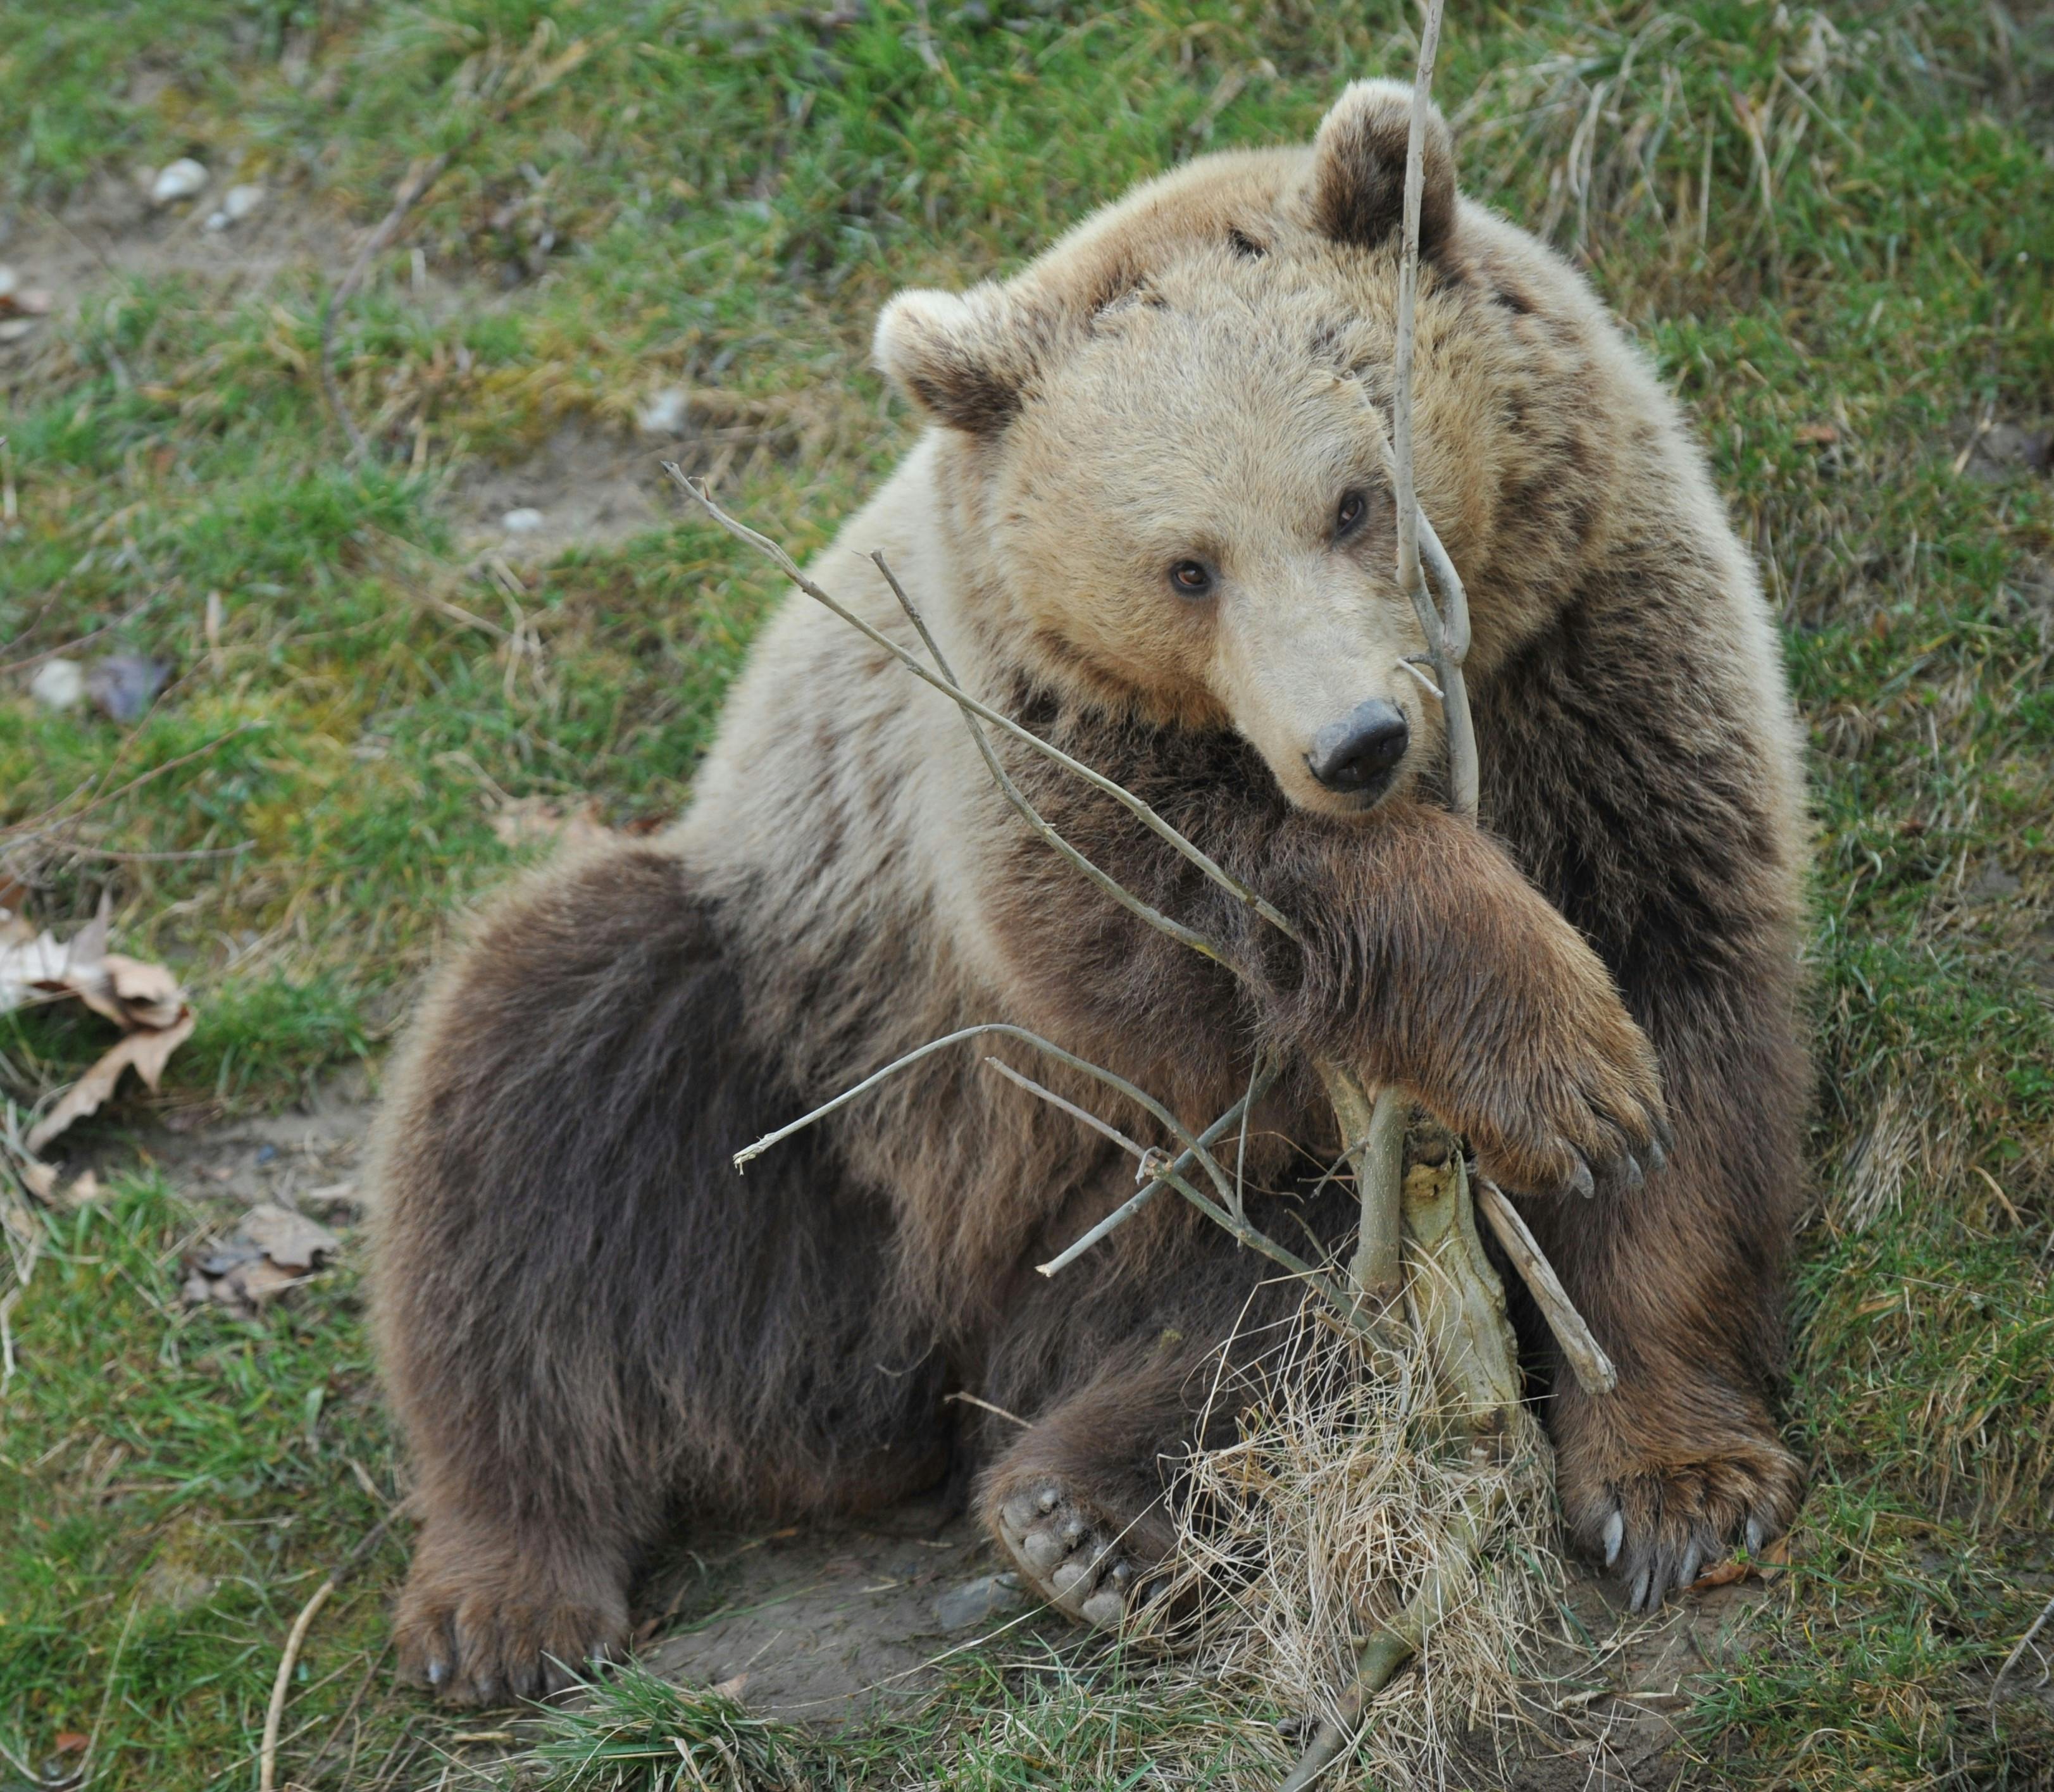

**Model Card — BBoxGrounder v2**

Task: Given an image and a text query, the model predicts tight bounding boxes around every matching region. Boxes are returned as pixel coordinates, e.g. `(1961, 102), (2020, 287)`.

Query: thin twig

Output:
(868, 549), (1235, 966)
(1989, 1588), (2054, 1730)
(666, 465), (1303, 949)
(1474, 1178), (1617, 1395)
(261, 1581), (336, 1792)
(984, 1057), (1151, 1162)
(1038, 1062), (1281, 1274)
(734, 1022), (1237, 1206)
(259, 1512), (399, 1792)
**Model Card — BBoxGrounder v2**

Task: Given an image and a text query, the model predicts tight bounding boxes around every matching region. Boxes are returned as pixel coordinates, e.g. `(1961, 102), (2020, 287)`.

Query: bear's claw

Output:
(394, 1536), (628, 1705)
(1581, 1450), (1800, 1615)
(995, 1483), (1155, 1629)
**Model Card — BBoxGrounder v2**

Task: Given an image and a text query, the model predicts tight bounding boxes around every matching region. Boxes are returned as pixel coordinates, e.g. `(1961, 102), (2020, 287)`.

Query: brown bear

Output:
(371, 80), (1808, 1703)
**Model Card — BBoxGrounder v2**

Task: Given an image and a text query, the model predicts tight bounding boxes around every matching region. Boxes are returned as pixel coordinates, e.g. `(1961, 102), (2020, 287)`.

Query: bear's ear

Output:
(1298, 79), (1458, 257)
(873, 285), (1047, 437)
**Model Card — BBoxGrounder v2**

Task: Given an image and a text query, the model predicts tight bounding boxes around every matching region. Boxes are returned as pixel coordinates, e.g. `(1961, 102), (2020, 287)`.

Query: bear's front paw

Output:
(991, 1481), (1172, 1629)
(395, 1534), (629, 1705)
(1562, 1438), (1803, 1614)
(1457, 953), (1671, 1200)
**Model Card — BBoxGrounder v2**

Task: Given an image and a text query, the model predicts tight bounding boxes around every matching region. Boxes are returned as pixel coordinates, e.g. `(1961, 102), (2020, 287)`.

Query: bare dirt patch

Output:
(640, 1496), (1038, 1728)
(450, 420), (675, 561)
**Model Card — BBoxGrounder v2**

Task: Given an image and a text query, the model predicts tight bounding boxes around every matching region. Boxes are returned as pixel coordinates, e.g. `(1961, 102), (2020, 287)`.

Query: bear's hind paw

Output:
(994, 1483), (1162, 1629)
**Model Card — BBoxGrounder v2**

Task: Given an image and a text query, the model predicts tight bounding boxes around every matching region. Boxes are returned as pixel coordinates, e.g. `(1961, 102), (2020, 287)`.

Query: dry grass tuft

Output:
(1143, 1290), (1560, 1789)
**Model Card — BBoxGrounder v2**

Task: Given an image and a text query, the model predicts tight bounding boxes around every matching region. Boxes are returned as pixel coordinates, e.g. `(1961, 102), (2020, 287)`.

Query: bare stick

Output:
(261, 1579), (335, 1792)
(1317, 1066), (1406, 1314)
(1989, 1588), (2054, 1730)
(259, 1512), (398, 1792)
(984, 1057), (1151, 1162)
(866, 549), (1234, 966)
(734, 1021), (1237, 1207)
(1038, 1061), (1281, 1274)
(1278, 1478), (1495, 1792)
(666, 466), (1303, 949)
(1390, 3), (1447, 619)
(1474, 1178), (1617, 1395)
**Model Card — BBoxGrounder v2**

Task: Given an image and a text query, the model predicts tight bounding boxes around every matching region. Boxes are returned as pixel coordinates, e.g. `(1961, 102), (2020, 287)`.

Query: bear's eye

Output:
(1336, 491), (1368, 537)
(1168, 560), (1214, 597)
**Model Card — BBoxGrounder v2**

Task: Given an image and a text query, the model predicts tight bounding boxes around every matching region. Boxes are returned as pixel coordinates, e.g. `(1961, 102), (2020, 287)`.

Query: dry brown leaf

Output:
(25, 1005), (196, 1153)
(184, 1253), (306, 1316)
(240, 1202), (340, 1272)
(1686, 1534), (1790, 1593)
(61, 1169), (104, 1209)
(18, 1160), (59, 1202)
(711, 1672), (750, 1700)
(1794, 421), (1839, 447)
(102, 954), (187, 1029)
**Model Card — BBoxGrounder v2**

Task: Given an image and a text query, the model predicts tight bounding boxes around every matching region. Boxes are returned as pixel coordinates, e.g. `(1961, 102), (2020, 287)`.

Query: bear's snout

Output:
(1304, 699), (1409, 799)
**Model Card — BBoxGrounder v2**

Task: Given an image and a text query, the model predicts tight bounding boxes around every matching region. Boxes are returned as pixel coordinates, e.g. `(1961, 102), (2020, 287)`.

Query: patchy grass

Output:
(2, 0), (2052, 1786)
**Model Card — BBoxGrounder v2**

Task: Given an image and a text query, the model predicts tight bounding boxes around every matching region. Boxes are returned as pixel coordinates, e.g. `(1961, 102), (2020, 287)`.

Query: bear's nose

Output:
(1305, 699), (1410, 795)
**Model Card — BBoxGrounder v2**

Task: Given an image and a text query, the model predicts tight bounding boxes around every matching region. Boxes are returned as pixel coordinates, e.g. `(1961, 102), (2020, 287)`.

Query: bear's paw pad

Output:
(995, 1483), (1158, 1629)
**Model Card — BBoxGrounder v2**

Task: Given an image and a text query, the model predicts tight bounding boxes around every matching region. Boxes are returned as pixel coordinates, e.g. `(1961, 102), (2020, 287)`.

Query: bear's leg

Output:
(970, 1175), (1345, 1629)
(376, 847), (948, 1702)
(1516, 1019), (1805, 1611)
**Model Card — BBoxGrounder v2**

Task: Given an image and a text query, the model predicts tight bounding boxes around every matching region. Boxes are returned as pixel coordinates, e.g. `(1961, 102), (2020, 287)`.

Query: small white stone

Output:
(29, 658), (85, 711)
(501, 507), (546, 533)
(223, 182), (266, 221)
(635, 385), (692, 436)
(151, 158), (210, 205)
(0, 266), (16, 301)
(204, 211), (230, 232)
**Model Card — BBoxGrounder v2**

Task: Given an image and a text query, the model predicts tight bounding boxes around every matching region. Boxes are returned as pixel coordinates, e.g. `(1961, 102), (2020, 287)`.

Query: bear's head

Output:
(875, 81), (1474, 819)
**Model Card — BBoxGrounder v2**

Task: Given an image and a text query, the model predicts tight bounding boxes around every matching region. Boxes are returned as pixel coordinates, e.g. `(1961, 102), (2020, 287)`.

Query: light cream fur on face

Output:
(877, 257), (1444, 818)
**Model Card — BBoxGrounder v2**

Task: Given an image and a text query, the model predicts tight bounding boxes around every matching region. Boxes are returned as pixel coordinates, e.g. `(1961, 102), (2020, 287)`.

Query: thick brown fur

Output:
(373, 82), (1808, 1698)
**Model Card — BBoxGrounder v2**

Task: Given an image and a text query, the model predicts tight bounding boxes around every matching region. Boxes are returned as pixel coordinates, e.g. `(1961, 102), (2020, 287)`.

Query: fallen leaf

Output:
(53, 1731), (89, 1753)
(184, 1253), (306, 1317)
(1686, 1534), (1790, 1593)
(1794, 421), (1839, 447)
(240, 1202), (340, 1272)
(61, 1169), (103, 1208)
(101, 954), (186, 1029)
(18, 1160), (58, 1202)
(26, 1006), (196, 1153)
(711, 1672), (750, 1700)
(180, 1203), (341, 1316)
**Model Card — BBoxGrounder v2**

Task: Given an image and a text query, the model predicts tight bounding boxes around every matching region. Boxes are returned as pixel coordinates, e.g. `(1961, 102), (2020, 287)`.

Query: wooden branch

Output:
(1316, 1063), (1405, 1316)
(666, 466), (1304, 949)
(1474, 1178), (1617, 1395)
(1278, 1480), (1495, 1792)
(865, 549), (1240, 966)
(732, 1021), (1238, 1207)
(983, 1057), (1152, 1162)
(1038, 1061), (1281, 1275)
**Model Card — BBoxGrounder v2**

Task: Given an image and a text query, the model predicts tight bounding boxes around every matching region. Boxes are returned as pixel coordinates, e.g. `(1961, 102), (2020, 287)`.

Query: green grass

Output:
(3, 0), (2052, 1786)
